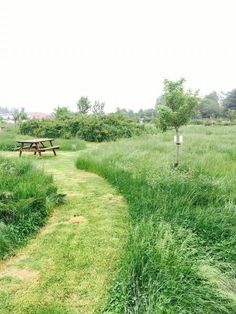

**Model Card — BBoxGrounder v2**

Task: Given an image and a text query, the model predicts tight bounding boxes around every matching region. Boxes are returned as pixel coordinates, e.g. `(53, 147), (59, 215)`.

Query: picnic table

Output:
(16, 138), (60, 157)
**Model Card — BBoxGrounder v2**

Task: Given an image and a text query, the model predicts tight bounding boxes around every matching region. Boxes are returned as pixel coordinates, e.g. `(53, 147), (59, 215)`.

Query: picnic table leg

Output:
(50, 140), (57, 156)
(35, 143), (42, 157)
(19, 143), (24, 157)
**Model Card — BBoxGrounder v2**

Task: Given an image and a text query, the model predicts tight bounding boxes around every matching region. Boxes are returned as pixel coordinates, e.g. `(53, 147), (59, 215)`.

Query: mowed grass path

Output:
(0, 151), (128, 313)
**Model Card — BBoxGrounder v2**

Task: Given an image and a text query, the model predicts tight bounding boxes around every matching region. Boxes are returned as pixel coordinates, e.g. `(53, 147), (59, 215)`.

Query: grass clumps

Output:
(76, 125), (236, 313)
(0, 126), (20, 151)
(57, 138), (86, 151)
(0, 157), (58, 259)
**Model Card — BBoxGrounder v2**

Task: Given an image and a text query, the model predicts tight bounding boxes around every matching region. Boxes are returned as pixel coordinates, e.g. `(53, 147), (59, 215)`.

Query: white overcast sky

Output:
(0, 0), (236, 113)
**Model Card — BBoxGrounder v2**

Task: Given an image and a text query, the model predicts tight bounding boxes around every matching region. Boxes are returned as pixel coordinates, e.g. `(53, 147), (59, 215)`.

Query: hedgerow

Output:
(19, 114), (144, 142)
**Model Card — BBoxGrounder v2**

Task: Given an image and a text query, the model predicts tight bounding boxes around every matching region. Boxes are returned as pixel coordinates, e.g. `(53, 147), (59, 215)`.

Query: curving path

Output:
(0, 152), (128, 313)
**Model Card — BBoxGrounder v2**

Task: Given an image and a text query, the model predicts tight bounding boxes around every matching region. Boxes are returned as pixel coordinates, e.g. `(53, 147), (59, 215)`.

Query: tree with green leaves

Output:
(156, 78), (199, 166)
(223, 89), (236, 112)
(92, 100), (105, 115)
(77, 97), (91, 114)
(53, 106), (72, 120)
(197, 91), (222, 119)
(228, 109), (236, 123)
(12, 107), (27, 125)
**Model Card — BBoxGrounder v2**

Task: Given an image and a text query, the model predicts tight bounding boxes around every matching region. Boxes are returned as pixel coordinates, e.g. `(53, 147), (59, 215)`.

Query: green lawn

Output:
(0, 151), (128, 313)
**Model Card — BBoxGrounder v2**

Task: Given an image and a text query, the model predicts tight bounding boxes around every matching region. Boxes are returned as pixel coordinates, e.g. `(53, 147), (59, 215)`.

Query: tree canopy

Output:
(92, 101), (105, 115)
(53, 106), (72, 120)
(197, 91), (222, 119)
(223, 89), (236, 111)
(157, 78), (199, 132)
(11, 108), (27, 124)
(77, 97), (91, 114)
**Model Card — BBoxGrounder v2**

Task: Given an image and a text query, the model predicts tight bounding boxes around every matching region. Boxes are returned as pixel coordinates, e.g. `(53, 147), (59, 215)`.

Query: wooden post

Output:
(175, 128), (180, 167)
(36, 143), (42, 157)
(50, 140), (56, 156)
(19, 143), (23, 157)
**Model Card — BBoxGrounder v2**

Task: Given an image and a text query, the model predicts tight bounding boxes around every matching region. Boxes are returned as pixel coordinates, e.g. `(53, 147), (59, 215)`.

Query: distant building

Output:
(28, 112), (52, 120)
(0, 113), (14, 123)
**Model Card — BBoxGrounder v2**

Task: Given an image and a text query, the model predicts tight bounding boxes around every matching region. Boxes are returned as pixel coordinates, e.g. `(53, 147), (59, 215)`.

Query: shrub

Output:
(20, 119), (68, 138)
(19, 114), (144, 142)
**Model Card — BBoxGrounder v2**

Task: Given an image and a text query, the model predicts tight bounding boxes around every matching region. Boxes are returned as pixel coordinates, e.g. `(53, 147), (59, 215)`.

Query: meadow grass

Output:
(76, 125), (236, 313)
(0, 156), (57, 259)
(0, 125), (23, 151)
(56, 138), (86, 151)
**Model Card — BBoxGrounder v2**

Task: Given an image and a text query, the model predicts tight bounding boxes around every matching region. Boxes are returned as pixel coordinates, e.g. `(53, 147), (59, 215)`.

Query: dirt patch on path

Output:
(69, 215), (87, 224)
(0, 268), (39, 281)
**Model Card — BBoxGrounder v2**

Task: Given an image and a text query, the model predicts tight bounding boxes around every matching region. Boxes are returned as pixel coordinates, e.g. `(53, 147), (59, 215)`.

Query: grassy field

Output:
(0, 152), (127, 313)
(76, 125), (236, 313)
(0, 125), (235, 313)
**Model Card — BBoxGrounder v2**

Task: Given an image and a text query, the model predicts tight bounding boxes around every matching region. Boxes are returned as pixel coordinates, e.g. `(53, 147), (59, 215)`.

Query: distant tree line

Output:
(0, 106), (27, 124)
(2, 87), (236, 129)
(155, 89), (236, 123)
(0, 107), (10, 114)
(115, 108), (156, 122)
(191, 90), (236, 121)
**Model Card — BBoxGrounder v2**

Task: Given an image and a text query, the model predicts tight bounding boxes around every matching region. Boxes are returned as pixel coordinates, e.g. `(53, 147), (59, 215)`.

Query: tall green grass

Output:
(76, 125), (236, 313)
(56, 138), (86, 151)
(0, 125), (21, 151)
(0, 157), (58, 259)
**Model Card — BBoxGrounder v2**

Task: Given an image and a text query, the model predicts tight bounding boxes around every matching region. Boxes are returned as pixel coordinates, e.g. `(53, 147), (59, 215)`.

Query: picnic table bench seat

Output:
(14, 145), (36, 151)
(38, 146), (60, 152)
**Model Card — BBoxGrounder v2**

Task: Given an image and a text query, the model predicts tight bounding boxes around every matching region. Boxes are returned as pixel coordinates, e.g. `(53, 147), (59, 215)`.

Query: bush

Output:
(19, 114), (144, 142)
(20, 119), (68, 138)
(77, 114), (143, 142)
(0, 157), (58, 259)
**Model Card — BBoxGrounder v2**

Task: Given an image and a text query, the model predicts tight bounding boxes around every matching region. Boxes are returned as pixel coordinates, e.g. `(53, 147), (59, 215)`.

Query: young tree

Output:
(12, 107), (27, 125)
(77, 97), (91, 114)
(156, 78), (199, 166)
(53, 106), (71, 120)
(92, 100), (105, 115)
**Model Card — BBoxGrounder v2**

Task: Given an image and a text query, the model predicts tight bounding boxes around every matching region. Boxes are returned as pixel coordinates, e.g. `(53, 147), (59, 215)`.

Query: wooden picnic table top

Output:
(17, 138), (54, 144)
